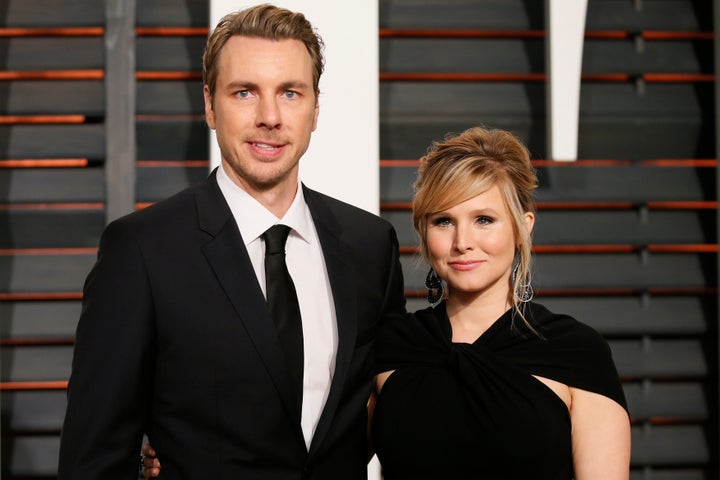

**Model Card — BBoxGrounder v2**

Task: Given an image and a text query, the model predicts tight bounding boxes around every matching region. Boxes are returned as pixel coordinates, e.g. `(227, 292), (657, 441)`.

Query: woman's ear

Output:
(524, 211), (535, 234)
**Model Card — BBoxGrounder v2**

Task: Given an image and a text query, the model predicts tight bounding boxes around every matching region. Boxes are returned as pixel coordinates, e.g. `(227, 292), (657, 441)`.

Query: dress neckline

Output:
(435, 301), (516, 346)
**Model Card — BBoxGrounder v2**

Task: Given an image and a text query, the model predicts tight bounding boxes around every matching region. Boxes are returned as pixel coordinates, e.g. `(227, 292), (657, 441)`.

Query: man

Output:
(58, 4), (406, 479)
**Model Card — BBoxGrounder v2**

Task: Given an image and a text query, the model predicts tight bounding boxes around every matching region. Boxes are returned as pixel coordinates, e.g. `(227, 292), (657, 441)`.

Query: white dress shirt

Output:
(217, 165), (338, 449)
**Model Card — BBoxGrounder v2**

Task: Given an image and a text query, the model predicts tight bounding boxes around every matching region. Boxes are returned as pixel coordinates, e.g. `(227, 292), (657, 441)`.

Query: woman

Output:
(143, 126), (631, 479)
(371, 126), (630, 479)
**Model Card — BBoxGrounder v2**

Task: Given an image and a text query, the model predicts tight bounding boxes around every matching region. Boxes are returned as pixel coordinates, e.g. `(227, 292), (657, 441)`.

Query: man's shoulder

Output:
(303, 186), (390, 228)
(107, 176), (213, 235)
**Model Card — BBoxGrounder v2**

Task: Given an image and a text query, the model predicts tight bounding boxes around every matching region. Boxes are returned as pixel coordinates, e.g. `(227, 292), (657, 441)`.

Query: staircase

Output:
(1, 0), (717, 478)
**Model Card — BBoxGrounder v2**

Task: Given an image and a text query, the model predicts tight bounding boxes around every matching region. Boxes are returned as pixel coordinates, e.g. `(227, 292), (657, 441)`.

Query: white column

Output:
(545, 0), (588, 161)
(209, 0), (380, 215)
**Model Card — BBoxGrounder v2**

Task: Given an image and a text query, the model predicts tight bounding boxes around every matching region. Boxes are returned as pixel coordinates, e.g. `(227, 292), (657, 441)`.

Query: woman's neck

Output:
(446, 289), (511, 343)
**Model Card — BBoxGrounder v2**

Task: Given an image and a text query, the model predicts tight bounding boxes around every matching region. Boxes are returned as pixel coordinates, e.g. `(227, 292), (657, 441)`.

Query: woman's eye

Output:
(476, 216), (493, 225)
(431, 217), (452, 227)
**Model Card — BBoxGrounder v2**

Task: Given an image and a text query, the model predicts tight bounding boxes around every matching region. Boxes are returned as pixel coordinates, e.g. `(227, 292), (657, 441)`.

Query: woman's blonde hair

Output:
(412, 126), (538, 329)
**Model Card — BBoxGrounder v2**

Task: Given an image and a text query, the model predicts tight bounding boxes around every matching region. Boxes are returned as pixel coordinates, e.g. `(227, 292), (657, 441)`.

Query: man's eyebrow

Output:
(224, 81), (258, 91)
(221, 80), (312, 91)
(279, 80), (312, 90)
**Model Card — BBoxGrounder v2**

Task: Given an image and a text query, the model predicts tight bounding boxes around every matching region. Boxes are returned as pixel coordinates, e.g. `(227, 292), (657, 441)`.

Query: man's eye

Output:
(236, 90), (251, 98)
(283, 91), (297, 99)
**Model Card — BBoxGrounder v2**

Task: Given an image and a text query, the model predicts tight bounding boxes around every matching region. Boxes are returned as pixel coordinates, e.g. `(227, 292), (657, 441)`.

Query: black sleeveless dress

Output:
(371, 301), (627, 480)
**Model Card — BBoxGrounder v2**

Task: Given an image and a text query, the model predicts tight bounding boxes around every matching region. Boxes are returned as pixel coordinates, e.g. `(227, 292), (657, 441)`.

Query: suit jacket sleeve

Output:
(58, 218), (154, 479)
(382, 226), (407, 326)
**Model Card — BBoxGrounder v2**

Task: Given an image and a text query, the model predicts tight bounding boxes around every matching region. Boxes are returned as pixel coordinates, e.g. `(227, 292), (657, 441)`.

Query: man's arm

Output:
(58, 220), (155, 479)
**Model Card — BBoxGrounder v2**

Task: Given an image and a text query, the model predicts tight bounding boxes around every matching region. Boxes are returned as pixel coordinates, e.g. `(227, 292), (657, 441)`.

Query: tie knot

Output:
(263, 224), (291, 255)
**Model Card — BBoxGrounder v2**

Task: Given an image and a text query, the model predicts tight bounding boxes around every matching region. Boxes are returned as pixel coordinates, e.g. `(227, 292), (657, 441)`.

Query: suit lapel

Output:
(195, 172), (304, 430)
(303, 187), (359, 454)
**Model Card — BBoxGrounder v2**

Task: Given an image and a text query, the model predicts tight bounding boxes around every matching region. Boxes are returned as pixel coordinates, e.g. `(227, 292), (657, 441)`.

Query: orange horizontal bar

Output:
(647, 244), (718, 253)
(136, 114), (205, 121)
(0, 202), (104, 211)
(584, 30), (714, 41)
(647, 201), (717, 210)
(379, 29), (545, 39)
(136, 27), (209, 36)
(534, 288), (641, 296)
(535, 159), (718, 167)
(0, 292), (83, 301)
(379, 72), (714, 83)
(648, 287), (719, 295)
(380, 159), (648, 167)
(0, 27), (103, 37)
(533, 245), (638, 253)
(1, 338), (74, 347)
(0, 115), (86, 124)
(536, 202), (636, 210)
(0, 381), (68, 391)
(641, 159), (716, 167)
(137, 160), (209, 167)
(535, 244), (715, 253)
(536, 287), (718, 297)
(644, 73), (715, 82)
(0, 158), (89, 168)
(380, 160), (420, 167)
(383, 201), (716, 212)
(380, 72), (545, 82)
(0, 70), (104, 80)
(532, 159), (632, 167)
(136, 71), (202, 80)
(0, 248), (97, 256)
(379, 29), (713, 41)
(405, 289), (428, 298)
(642, 31), (714, 40)
(637, 417), (707, 425)
(407, 287), (718, 299)
(584, 31), (631, 40)
(381, 202), (412, 211)
(401, 244), (715, 255)
(136, 202), (154, 210)
(581, 73), (632, 82)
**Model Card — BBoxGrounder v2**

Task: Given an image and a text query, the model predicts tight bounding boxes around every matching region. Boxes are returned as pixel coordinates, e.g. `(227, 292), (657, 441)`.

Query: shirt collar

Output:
(216, 164), (313, 246)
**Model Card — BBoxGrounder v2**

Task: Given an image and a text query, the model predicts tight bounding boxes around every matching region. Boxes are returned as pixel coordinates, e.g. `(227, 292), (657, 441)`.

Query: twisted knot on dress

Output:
(445, 344), (462, 369)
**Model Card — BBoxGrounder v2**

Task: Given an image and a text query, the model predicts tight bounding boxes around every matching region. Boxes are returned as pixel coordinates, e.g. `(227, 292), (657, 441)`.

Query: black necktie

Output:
(263, 224), (304, 406)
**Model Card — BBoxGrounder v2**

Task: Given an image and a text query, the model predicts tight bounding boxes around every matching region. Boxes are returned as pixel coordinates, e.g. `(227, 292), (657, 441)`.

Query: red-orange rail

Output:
(0, 381), (68, 391)
(381, 159), (717, 168)
(379, 29), (714, 40)
(0, 158), (89, 168)
(0, 115), (86, 124)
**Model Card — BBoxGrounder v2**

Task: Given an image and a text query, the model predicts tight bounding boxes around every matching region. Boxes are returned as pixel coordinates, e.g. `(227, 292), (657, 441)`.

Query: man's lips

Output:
(248, 141), (285, 156)
(251, 141), (281, 149)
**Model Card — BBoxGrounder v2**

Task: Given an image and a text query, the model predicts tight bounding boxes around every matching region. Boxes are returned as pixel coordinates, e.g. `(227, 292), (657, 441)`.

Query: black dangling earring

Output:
(425, 268), (444, 304)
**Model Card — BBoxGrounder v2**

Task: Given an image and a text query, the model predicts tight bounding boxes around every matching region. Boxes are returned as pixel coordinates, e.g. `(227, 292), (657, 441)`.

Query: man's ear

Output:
(203, 85), (216, 130)
(311, 96), (320, 132)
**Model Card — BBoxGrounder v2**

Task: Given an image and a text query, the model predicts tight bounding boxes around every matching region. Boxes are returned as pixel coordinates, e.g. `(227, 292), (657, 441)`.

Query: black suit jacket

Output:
(58, 171), (406, 479)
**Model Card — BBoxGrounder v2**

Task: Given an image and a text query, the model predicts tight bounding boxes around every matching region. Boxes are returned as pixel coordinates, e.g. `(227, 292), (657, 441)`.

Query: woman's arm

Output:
(367, 381), (378, 462)
(570, 387), (631, 479)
